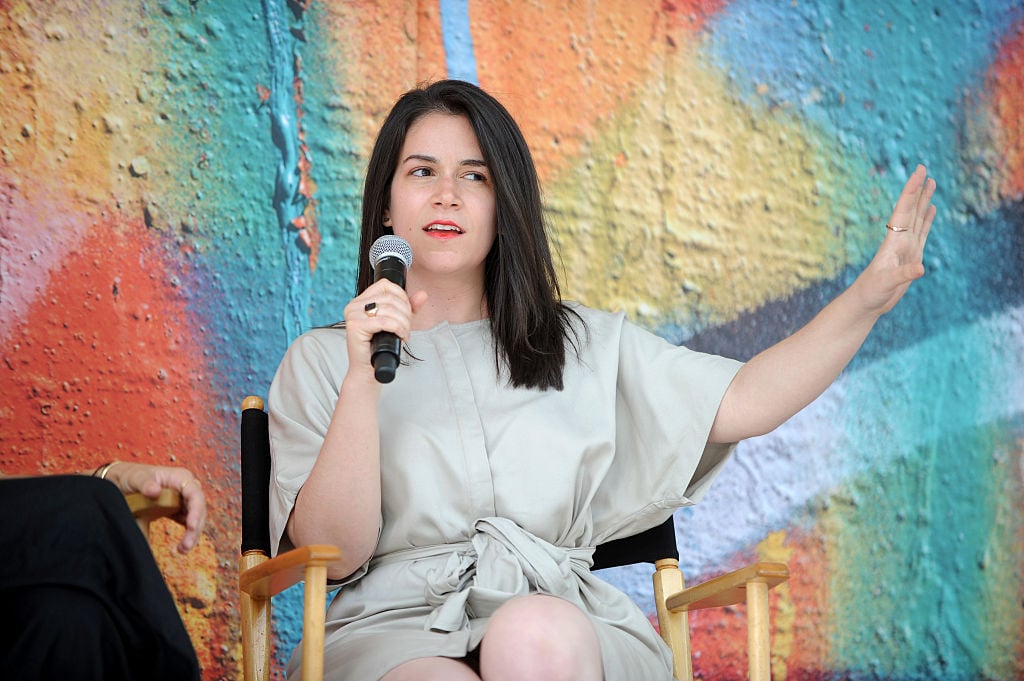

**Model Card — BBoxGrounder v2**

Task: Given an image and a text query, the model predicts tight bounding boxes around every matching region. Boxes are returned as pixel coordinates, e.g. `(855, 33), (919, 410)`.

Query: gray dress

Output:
(268, 304), (742, 681)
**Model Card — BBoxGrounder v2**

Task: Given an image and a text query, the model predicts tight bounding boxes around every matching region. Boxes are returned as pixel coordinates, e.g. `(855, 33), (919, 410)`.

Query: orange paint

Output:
(469, 2), (726, 183)
(291, 43), (322, 271)
(310, 1), (440, 156)
(990, 18), (1024, 198)
(417, 0), (449, 82)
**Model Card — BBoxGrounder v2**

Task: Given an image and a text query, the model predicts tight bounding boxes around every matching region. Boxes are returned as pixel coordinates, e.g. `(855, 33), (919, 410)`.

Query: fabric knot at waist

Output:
(371, 517), (595, 633)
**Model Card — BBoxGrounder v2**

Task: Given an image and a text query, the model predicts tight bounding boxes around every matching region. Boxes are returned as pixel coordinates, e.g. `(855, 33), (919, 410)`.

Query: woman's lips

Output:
(423, 221), (463, 238)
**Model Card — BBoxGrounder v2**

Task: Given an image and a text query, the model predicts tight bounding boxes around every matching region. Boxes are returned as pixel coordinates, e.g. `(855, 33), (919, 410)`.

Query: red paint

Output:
(685, 528), (831, 679)
(2, 222), (205, 468)
(661, 0), (728, 33)
(0, 218), (238, 678)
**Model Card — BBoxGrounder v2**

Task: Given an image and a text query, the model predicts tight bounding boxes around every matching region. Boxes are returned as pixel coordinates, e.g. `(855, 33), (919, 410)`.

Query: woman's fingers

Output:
(887, 165), (936, 236)
(347, 281), (415, 339)
(110, 463), (207, 553)
(177, 478), (207, 553)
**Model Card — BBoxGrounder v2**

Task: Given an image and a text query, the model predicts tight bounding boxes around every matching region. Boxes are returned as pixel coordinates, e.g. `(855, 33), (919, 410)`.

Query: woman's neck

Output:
(408, 274), (488, 330)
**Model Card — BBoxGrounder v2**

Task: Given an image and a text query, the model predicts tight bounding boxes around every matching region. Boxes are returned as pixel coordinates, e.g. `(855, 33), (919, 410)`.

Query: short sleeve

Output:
(266, 328), (348, 557)
(590, 314), (743, 543)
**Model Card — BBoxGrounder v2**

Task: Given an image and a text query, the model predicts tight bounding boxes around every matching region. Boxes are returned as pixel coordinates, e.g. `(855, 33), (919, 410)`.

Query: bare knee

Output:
(480, 595), (602, 681)
(382, 656), (481, 681)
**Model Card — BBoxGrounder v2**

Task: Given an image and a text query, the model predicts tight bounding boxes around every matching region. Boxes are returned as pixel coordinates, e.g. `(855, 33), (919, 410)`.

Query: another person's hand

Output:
(105, 462), (207, 553)
(851, 164), (937, 316)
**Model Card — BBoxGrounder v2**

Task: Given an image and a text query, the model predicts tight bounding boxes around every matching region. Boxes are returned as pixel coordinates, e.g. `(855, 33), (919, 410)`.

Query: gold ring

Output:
(886, 223), (909, 232)
(364, 302), (378, 318)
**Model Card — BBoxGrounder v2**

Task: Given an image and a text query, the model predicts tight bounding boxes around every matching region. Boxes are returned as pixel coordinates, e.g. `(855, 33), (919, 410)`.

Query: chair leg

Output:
(746, 579), (770, 681)
(300, 564), (328, 681)
(241, 552), (271, 681)
(653, 559), (693, 681)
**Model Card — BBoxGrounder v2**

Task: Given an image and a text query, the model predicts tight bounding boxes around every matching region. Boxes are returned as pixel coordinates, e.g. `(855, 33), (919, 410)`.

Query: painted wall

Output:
(1, 1), (1021, 679)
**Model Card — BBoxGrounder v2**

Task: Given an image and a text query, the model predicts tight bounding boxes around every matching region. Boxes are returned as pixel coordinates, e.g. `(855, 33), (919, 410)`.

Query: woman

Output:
(268, 80), (936, 681)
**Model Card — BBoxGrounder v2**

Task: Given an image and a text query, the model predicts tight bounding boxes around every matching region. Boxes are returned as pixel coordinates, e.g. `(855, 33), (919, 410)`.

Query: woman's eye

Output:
(464, 171), (487, 182)
(411, 167), (433, 177)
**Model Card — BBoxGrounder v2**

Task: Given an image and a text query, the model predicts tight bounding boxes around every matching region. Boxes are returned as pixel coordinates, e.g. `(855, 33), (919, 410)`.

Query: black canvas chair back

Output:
(592, 516), (679, 570)
(240, 398), (272, 556)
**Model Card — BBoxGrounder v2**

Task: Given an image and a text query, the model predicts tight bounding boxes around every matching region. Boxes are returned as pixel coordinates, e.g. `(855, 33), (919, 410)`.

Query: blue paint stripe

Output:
(439, 0), (478, 84)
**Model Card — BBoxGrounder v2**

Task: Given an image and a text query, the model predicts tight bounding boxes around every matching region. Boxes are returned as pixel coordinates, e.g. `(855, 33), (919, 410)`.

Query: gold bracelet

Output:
(93, 461), (120, 480)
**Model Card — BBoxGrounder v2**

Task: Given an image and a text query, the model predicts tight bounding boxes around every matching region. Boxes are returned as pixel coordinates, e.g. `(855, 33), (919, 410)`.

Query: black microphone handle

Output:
(370, 256), (407, 383)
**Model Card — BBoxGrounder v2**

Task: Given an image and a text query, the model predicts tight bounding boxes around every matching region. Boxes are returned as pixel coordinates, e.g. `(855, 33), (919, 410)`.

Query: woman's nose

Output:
(432, 175), (460, 207)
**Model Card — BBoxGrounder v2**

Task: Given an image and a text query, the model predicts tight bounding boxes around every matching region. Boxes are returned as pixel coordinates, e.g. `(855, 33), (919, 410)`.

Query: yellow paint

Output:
(150, 521), (233, 675)
(544, 40), (866, 330)
(1, 1), (162, 213)
(757, 530), (795, 681)
(980, 436), (1024, 680)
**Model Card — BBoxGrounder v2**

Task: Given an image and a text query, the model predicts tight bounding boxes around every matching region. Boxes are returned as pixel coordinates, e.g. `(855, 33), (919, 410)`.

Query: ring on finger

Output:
(886, 222), (909, 232)
(364, 301), (379, 318)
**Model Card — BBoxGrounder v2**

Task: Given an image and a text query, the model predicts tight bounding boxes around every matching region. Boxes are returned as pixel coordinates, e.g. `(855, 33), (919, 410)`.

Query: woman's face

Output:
(385, 112), (496, 288)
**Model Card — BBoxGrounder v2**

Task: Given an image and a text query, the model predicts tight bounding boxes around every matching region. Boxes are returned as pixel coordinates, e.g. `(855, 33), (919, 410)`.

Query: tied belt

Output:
(370, 517), (595, 633)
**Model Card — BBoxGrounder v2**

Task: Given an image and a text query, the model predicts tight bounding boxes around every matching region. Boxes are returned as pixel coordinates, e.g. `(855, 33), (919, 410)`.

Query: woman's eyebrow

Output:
(401, 153), (487, 167)
(402, 153), (436, 165)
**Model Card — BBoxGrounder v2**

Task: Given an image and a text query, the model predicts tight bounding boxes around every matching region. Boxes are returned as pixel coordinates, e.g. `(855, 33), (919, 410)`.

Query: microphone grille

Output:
(369, 235), (413, 270)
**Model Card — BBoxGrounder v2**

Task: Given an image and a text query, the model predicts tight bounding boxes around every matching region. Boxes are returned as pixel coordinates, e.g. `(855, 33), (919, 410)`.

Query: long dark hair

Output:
(357, 80), (583, 391)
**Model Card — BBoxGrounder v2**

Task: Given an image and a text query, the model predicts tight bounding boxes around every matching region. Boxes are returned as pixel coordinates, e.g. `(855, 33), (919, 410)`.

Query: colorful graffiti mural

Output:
(1, 1), (1021, 679)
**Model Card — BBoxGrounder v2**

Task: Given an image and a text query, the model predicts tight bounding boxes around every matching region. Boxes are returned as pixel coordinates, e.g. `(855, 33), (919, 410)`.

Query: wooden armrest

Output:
(239, 545), (343, 599)
(125, 488), (182, 522)
(665, 561), (789, 612)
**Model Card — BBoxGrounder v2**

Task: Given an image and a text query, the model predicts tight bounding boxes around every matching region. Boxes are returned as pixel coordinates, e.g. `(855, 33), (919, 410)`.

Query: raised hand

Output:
(852, 164), (937, 316)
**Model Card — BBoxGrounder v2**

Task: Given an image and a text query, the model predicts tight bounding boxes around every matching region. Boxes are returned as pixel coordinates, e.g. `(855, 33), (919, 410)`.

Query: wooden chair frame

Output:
(652, 557), (789, 681)
(238, 396), (341, 681)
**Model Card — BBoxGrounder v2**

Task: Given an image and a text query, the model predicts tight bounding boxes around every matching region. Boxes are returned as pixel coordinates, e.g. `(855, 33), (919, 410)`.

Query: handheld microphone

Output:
(368, 235), (414, 383)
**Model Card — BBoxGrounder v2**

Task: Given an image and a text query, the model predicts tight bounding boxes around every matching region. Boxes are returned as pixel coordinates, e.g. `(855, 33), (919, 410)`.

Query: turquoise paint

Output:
(137, 0), (292, 397)
(301, 3), (364, 327)
(703, 0), (1021, 279)
(857, 294), (1024, 676)
(675, 304), (1024, 569)
(828, 418), (1023, 680)
(264, 0), (313, 343)
(706, 0), (1017, 178)
(835, 293), (1023, 676)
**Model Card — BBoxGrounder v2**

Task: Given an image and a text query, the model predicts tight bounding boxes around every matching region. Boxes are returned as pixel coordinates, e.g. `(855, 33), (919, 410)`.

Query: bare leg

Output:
(381, 656), (482, 681)
(480, 594), (602, 681)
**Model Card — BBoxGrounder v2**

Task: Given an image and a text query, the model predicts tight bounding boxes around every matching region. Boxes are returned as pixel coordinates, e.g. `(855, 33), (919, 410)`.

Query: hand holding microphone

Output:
(367, 235), (414, 383)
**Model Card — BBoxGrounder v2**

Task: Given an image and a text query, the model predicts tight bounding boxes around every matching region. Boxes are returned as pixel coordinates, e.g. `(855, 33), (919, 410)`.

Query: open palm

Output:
(853, 164), (937, 316)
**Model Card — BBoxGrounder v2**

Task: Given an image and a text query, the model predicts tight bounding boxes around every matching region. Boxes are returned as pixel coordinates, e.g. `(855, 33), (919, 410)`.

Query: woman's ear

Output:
(383, 210), (393, 228)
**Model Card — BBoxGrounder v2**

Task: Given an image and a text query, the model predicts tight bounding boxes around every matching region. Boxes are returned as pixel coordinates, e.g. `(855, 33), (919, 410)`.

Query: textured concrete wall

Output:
(1, 1), (1021, 678)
